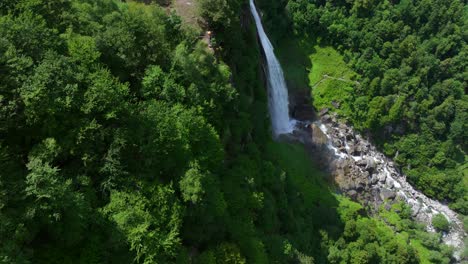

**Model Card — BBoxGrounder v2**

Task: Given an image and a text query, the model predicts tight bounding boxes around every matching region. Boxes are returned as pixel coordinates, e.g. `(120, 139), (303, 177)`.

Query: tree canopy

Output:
(0, 0), (460, 263)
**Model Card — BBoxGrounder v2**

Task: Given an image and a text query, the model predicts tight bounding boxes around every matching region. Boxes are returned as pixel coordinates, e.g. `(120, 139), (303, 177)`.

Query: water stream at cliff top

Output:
(249, 0), (295, 136)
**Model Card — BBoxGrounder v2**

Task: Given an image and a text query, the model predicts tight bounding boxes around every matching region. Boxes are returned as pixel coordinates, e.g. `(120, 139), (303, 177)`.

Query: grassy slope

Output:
(171, 0), (202, 31)
(273, 35), (357, 116)
(308, 45), (355, 115)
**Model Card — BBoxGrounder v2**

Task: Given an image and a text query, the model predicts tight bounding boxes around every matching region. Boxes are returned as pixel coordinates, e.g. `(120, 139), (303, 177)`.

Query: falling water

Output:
(249, 0), (294, 136)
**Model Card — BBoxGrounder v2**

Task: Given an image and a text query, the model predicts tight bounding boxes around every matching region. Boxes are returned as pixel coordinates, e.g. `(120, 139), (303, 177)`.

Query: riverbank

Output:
(287, 111), (466, 259)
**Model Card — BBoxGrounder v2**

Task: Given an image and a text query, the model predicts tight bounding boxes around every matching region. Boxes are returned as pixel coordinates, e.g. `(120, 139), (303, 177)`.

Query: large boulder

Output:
(319, 108), (329, 116)
(365, 158), (376, 173)
(380, 188), (396, 201)
(378, 172), (387, 183)
(310, 123), (328, 145)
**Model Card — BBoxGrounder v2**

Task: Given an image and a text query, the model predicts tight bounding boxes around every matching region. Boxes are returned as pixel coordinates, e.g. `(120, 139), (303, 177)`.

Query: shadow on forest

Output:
(28, 212), (133, 263)
(262, 141), (348, 261)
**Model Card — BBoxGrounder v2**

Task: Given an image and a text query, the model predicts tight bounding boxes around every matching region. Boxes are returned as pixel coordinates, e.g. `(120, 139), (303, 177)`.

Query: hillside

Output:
(0, 0), (465, 263)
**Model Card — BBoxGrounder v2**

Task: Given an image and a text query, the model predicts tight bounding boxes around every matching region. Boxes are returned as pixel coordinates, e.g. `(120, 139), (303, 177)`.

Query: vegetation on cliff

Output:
(259, 0), (467, 215)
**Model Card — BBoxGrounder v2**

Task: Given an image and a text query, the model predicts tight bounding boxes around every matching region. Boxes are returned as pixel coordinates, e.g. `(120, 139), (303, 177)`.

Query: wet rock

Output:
(346, 182), (356, 191)
(362, 171), (369, 178)
(357, 159), (367, 167)
(380, 188), (396, 201)
(338, 123), (347, 130)
(385, 177), (394, 189)
(348, 190), (358, 199)
(365, 158), (376, 172)
(331, 101), (341, 108)
(396, 191), (407, 201)
(319, 108), (329, 116)
(378, 173), (387, 183)
(332, 138), (342, 147)
(410, 201), (421, 217)
(322, 114), (331, 122)
(310, 124), (328, 145)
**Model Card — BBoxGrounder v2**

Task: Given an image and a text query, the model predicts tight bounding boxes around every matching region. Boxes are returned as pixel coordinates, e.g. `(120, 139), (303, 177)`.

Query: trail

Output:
(311, 74), (360, 89)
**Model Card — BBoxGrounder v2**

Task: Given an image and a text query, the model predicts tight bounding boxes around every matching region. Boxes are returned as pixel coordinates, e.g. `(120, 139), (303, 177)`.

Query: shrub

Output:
(432, 214), (450, 232)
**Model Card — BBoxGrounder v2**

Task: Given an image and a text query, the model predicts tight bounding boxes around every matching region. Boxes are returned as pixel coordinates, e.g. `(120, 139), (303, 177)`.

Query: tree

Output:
(179, 162), (206, 204)
(103, 185), (183, 264)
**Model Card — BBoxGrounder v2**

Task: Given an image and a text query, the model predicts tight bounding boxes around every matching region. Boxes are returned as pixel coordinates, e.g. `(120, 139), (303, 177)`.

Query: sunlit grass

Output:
(308, 44), (357, 116)
(273, 35), (358, 117)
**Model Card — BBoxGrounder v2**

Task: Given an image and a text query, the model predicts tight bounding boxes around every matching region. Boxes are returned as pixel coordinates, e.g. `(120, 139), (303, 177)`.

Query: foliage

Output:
(0, 0), (456, 263)
(103, 186), (182, 263)
(432, 214), (450, 233)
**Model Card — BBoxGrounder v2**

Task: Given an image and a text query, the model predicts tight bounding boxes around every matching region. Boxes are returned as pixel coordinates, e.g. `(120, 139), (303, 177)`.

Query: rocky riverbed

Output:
(289, 111), (466, 260)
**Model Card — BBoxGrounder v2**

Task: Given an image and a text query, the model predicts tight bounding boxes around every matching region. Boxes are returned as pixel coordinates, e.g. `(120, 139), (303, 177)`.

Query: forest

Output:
(0, 0), (465, 263)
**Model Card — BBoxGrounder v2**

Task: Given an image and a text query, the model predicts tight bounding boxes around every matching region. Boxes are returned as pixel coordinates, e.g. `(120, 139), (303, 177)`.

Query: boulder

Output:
(385, 177), (394, 189)
(338, 123), (347, 130)
(345, 142), (354, 154)
(370, 175), (379, 184)
(357, 159), (367, 167)
(346, 182), (356, 191)
(362, 171), (370, 179)
(378, 173), (387, 183)
(410, 202), (421, 217)
(380, 188), (396, 201)
(365, 158), (376, 173)
(331, 101), (341, 108)
(332, 138), (342, 147)
(322, 114), (331, 122)
(310, 123), (328, 145)
(348, 190), (358, 199)
(319, 108), (329, 116)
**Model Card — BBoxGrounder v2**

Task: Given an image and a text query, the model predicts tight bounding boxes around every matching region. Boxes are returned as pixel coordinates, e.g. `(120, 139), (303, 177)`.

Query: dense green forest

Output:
(0, 0), (462, 263)
(257, 0), (467, 214)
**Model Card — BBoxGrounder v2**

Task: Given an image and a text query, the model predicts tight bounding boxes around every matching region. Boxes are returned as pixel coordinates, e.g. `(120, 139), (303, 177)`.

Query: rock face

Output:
(291, 112), (466, 260)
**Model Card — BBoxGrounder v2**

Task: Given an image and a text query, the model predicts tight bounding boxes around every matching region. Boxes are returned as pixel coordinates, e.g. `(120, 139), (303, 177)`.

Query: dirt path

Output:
(311, 74), (360, 89)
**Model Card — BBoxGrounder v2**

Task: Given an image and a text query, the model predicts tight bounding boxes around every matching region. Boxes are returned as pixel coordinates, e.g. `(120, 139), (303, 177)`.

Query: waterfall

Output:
(249, 0), (294, 136)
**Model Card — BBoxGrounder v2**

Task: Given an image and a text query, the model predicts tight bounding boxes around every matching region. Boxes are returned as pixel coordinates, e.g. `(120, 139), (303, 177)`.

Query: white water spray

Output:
(249, 0), (294, 136)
